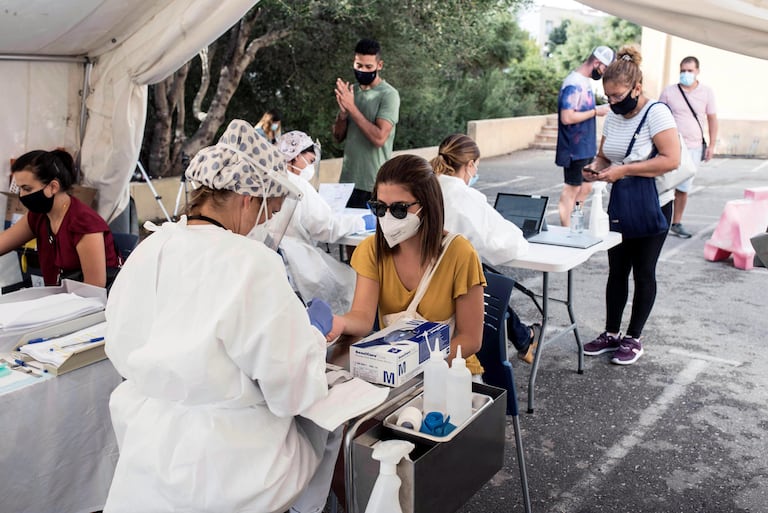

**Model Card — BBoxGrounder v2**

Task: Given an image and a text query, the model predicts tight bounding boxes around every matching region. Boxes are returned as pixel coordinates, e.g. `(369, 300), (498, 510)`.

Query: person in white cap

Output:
(555, 45), (615, 227)
(104, 120), (345, 513)
(268, 130), (376, 312)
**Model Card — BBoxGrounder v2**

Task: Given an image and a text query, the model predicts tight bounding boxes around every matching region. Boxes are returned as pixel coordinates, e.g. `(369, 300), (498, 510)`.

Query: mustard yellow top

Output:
(351, 233), (486, 374)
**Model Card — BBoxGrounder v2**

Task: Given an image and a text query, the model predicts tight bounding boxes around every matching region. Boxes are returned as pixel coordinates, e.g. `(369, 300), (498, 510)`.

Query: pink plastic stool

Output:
(704, 198), (768, 270)
(744, 187), (768, 201)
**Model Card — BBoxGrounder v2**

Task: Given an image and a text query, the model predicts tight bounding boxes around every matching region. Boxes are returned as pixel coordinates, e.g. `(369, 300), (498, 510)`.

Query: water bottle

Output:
(445, 345), (473, 427)
(570, 201), (584, 234)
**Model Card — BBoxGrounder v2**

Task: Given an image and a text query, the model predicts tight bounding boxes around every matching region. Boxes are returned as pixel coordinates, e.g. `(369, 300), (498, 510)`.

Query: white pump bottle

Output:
(445, 345), (473, 427)
(363, 439), (415, 513)
(422, 336), (449, 414)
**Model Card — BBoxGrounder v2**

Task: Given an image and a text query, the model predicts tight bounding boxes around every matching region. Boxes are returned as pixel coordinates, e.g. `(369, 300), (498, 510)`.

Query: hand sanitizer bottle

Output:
(422, 336), (449, 415)
(570, 201), (584, 234)
(364, 440), (415, 513)
(445, 345), (473, 427)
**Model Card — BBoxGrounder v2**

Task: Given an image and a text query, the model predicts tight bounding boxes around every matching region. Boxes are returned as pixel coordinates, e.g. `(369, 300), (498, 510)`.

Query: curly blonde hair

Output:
(603, 45), (643, 88)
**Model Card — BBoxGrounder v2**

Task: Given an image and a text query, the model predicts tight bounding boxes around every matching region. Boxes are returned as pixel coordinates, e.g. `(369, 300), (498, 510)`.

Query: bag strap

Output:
(677, 84), (707, 145)
(624, 102), (659, 159)
(405, 232), (459, 315)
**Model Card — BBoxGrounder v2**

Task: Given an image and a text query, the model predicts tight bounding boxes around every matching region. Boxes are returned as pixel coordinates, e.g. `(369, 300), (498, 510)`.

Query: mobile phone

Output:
(584, 167), (600, 175)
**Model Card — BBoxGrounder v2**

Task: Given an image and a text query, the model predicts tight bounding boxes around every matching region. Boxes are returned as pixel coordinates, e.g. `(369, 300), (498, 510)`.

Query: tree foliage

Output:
(142, 1), (641, 176)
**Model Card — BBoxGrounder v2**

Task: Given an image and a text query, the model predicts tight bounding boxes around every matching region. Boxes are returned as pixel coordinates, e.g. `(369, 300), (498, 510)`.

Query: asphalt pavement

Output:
(453, 150), (768, 513)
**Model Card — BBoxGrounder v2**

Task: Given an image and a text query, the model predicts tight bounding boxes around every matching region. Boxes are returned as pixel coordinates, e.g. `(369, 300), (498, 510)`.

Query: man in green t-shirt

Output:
(333, 38), (400, 208)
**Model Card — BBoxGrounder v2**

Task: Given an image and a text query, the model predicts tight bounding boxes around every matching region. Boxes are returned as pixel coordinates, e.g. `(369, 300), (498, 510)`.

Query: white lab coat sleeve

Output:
(296, 183), (365, 243)
(217, 247), (329, 418)
(442, 178), (530, 265)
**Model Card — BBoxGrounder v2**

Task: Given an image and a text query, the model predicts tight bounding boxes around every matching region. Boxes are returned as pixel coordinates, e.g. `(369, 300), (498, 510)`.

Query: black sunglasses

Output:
(367, 200), (420, 220)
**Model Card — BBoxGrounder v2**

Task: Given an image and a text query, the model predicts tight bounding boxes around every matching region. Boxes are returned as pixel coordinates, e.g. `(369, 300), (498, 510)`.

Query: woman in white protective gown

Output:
(104, 120), (342, 513)
(267, 130), (375, 312)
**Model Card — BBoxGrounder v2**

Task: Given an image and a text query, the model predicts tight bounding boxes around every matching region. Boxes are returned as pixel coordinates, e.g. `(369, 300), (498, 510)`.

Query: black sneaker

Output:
(670, 223), (692, 238)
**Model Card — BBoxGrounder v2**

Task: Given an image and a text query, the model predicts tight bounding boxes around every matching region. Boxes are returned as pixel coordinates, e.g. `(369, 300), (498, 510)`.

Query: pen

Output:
(49, 336), (105, 351)
(26, 337), (52, 344)
(14, 359), (28, 367)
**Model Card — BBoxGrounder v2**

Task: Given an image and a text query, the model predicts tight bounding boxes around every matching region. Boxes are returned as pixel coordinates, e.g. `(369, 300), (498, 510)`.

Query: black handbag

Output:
(607, 105), (669, 239)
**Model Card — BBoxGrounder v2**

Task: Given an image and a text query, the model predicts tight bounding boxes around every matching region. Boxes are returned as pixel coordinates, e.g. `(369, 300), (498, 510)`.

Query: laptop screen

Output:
(493, 193), (549, 237)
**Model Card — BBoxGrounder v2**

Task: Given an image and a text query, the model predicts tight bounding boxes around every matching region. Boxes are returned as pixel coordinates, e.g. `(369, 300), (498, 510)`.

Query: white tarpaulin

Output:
(578, 0), (768, 60)
(0, 0), (258, 222)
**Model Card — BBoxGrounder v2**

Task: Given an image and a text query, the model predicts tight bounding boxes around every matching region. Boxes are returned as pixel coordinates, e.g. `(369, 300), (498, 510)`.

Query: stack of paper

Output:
(0, 293), (104, 331)
(19, 322), (107, 367)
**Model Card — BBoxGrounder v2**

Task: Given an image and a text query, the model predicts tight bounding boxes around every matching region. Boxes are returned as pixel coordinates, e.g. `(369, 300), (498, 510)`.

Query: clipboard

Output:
(13, 312), (107, 376)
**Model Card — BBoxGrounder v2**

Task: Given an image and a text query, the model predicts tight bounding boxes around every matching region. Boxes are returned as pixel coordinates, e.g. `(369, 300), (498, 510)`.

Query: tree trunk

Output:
(147, 9), (290, 177)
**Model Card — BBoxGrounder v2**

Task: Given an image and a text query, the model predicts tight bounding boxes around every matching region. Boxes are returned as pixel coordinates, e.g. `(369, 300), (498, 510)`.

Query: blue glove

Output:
(306, 298), (333, 336)
(420, 411), (456, 437)
(363, 214), (377, 231)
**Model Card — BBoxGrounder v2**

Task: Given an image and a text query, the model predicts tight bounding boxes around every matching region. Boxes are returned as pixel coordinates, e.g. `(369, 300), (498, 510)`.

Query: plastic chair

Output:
(112, 233), (139, 262)
(477, 270), (532, 513)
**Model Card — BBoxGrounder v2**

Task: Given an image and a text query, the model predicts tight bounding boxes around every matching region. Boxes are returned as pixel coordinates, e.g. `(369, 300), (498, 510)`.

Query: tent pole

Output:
(0, 54), (88, 63)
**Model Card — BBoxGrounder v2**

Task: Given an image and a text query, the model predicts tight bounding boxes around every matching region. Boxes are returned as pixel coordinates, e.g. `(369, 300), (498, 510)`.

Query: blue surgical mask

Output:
(467, 161), (480, 187)
(271, 122), (280, 132)
(679, 71), (695, 87)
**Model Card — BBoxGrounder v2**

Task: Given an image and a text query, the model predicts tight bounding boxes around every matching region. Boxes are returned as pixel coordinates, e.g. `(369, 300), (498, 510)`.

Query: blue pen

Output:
(27, 337), (52, 344)
(49, 336), (105, 351)
(14, 359), (28, 367)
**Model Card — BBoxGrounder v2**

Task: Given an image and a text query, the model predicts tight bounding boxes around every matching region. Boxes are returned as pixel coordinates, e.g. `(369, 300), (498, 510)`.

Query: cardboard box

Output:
(350, 319), (450, 387)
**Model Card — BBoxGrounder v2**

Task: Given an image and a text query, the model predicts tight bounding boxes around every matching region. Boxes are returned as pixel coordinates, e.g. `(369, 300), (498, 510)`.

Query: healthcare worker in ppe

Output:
(430, 134), (541, 364)
(266, 130), (376, 311)
(104, 120), (342, 513)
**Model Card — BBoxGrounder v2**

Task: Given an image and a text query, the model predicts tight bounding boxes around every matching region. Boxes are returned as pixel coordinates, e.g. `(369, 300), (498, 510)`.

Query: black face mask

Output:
(19, 187), (55, 214)
(354, 68), (377, 86)
(590, 67), (603, 81)
(610, 91), (639, 116)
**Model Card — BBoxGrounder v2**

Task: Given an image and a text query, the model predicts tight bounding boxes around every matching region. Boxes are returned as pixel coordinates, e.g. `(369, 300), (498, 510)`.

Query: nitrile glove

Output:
(306, 298), (333, 336)
(363, 214), (376, 231)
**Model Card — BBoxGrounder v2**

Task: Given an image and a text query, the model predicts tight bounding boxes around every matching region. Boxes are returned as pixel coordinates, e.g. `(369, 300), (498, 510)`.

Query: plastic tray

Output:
(383, 392), (493, 443)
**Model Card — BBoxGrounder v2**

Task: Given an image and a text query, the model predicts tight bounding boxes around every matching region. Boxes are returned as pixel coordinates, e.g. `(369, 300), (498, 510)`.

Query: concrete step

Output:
(529, 142), (557, 150)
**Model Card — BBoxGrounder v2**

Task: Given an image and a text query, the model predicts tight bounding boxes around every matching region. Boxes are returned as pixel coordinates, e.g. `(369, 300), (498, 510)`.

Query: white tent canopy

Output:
(578, 0), (768, 60)
(0, 0), (258, 223)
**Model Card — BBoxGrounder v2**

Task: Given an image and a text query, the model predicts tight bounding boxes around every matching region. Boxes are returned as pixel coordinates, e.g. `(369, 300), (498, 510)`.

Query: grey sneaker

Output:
(611, 337), (644, 365)
(670, 223), (692, 238)
(583, 332), (622, 355)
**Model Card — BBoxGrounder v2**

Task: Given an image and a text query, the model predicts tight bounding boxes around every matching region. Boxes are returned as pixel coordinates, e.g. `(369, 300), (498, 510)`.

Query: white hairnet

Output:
(277, 131), (321, 164)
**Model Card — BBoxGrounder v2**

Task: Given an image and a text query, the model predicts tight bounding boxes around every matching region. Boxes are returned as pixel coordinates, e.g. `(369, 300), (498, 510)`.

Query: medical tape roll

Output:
(396, 406), (423, 430)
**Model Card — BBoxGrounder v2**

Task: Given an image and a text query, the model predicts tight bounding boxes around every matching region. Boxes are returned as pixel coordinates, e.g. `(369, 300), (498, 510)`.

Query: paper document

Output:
(19, 322), (107, 367)
(319, 183), (355, 213)
(0, 293), (104, 330)
(301, 377), (388, 431)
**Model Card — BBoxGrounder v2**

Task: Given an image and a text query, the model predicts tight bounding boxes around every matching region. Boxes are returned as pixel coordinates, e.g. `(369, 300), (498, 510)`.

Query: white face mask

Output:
(379, 209), (422, 248)
(300, 163), (315, 182)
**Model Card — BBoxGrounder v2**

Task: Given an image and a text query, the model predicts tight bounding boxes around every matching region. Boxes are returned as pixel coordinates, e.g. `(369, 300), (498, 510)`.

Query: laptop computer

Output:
(493, 192), (602, 249)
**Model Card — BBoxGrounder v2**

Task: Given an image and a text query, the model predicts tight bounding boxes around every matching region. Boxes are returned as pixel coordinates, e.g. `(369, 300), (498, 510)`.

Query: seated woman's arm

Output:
(76, 232), (108, 287)
(447, 284), (484, 363)
(0, 217), (34, 255)
(334, 273), (380, 338)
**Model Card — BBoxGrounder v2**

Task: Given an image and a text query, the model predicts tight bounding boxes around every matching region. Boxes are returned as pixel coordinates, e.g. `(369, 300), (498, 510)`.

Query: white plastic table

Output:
(502, 226), (622, 413)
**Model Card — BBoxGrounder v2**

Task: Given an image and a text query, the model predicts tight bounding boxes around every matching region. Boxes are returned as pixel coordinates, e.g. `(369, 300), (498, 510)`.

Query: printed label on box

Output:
(350, 318), (450, 387)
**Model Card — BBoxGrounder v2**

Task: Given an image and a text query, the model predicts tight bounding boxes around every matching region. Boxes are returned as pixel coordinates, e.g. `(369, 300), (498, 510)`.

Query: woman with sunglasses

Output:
(0, 149), (119, 287)
(268, 131), (375, 311)
(330, 154), (486, 368)
(581, 46), (679, 366)
(431, 133), (542, 364)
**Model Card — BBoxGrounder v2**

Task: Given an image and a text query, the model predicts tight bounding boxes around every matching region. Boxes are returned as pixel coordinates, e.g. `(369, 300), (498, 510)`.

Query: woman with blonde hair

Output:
(431, 133), (540, 363)
(582, 45), (680, 365)
(255, 108), (282, 143)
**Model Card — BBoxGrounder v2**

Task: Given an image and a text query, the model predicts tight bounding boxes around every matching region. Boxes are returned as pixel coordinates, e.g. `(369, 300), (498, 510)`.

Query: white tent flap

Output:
(579, 0), (768, 60)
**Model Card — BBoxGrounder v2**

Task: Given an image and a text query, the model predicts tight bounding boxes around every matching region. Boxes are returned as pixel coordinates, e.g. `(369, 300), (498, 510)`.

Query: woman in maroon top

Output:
(0, 149), (119, 287)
